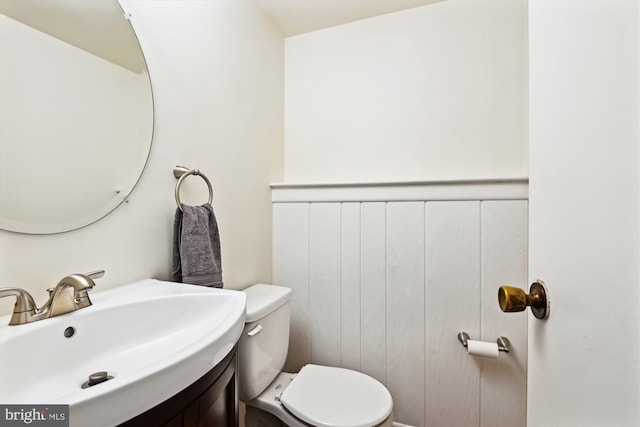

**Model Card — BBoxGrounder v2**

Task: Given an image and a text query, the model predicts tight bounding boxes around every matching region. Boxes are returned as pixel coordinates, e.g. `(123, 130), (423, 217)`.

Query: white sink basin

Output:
(0, 279), (246, 427)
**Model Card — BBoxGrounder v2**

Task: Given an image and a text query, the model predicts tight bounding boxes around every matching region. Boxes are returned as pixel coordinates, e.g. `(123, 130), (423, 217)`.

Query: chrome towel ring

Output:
(173, 166), (213, 210)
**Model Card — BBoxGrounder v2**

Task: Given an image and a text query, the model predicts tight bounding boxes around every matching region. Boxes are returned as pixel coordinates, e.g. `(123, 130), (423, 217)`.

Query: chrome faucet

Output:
(0, 270), (104, 325)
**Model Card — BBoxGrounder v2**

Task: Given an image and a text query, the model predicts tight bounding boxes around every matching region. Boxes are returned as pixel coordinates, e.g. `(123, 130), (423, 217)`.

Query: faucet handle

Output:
(0, 288), (37, 312)
(85, 270), (105, 280)
(0, 288), (38, 325)
(80, 270), (104, 291)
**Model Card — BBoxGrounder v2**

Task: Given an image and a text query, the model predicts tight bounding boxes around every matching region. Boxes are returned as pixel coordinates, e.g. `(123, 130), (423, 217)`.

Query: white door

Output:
(528, 1), (639, 426)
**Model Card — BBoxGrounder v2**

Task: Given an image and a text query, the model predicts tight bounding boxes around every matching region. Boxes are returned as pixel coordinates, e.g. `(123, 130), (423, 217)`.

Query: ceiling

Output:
(1, 0), (442, 72)
(255, 0), (443, 37)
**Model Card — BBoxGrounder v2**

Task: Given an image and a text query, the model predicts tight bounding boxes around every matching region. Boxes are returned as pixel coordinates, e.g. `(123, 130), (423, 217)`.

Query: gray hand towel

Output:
(172, 203), (223, 288)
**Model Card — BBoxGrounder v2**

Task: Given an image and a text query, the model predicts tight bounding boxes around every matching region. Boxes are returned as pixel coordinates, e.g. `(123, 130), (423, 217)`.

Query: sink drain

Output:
(81, 371), (113, 389)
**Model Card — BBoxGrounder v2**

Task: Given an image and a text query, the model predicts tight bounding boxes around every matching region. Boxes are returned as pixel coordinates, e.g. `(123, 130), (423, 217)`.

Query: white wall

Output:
(0, 0), (283, 314)
(528, 1), (639, 426)
(284, 0), (528, 183)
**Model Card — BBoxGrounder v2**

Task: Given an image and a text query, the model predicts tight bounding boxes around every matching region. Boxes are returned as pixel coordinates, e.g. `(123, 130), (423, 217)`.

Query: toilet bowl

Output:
(239, 284), (393, 427)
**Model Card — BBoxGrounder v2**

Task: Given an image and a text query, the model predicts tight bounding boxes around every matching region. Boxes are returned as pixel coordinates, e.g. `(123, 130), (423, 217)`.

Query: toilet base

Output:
(244, 372), (307, 427)
(243, 372), (393, 427)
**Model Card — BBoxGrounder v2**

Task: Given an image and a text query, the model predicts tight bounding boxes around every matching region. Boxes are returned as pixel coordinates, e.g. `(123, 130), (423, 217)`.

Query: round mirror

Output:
(0, 0), (153, 234)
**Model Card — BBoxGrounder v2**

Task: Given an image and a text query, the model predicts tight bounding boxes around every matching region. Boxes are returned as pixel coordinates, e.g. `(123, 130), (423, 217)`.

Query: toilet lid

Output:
(280, 364), (393, 427)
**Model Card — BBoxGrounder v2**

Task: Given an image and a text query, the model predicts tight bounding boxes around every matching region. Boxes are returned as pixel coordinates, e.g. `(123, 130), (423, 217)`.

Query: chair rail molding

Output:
(271, 177), (528, 203)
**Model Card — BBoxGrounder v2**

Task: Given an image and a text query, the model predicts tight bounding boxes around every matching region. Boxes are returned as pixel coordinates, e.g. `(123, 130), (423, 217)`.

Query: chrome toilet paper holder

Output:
(457, 332), (511, 353)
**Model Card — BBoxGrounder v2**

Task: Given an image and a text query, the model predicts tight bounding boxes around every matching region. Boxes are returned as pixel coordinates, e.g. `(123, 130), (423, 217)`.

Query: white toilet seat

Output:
(280, 364), (393, 427)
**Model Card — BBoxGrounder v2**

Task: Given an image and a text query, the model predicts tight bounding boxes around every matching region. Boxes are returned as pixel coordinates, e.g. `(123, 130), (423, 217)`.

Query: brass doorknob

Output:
(498, 280), (550, 319)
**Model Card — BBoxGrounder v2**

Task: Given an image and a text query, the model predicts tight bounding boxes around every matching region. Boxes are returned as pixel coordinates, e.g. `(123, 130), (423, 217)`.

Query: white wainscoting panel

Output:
(360, 202), (388, 384)
(341, 202), (361, 371)
(479, 201), (528, 427)
(425, 201), (481, 427)
(386, 202), (426, 426)
(272, 181), (528, 427)
(273, 202), (310, 372)
(309, 203), (342, 366)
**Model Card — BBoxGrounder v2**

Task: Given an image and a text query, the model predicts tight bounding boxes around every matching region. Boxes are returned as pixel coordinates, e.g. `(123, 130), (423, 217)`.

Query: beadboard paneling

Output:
(386, 202), (426, 426)
(425, 201), (481, 427)
(479, 201), (528, 427)
(272, 186), (527, 427)
(309, 203), (342, 366)
(341, 202), (362, 371)
(360, 202), (388, 384)
(272, 202), (310, 372)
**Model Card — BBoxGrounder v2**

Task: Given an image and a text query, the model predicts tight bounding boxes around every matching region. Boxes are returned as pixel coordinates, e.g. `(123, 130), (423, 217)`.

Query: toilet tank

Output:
(238, 284), (292, 401)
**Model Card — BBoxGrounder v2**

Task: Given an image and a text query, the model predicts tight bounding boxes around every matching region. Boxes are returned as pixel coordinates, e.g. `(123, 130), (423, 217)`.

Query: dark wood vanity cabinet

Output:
(120, 346), (238, 427)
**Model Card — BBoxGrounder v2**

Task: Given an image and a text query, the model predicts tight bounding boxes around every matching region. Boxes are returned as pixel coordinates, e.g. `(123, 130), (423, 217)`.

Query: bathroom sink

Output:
(0, 279), (246, 427)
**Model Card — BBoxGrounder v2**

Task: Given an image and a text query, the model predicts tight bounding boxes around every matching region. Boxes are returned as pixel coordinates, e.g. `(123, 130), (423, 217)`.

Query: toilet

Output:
(239, 284), (393, 427)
